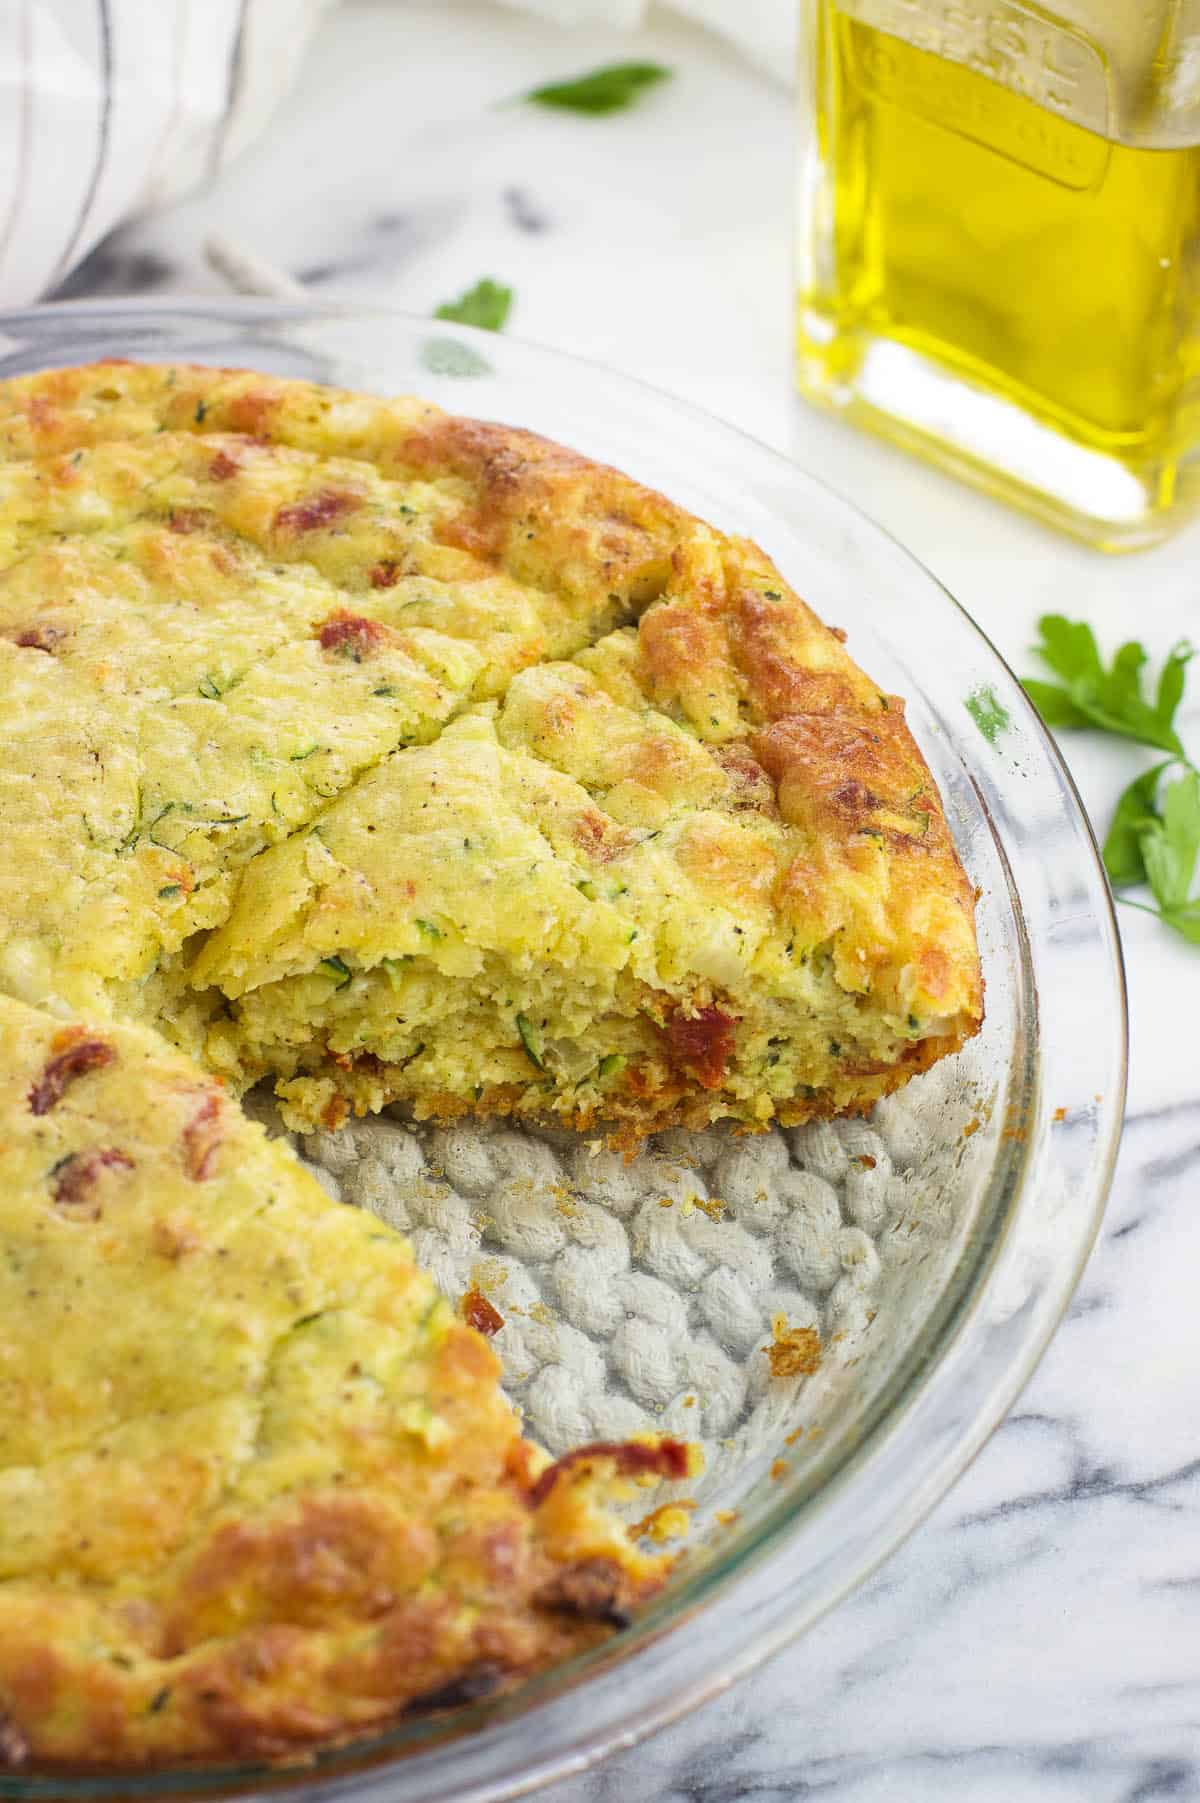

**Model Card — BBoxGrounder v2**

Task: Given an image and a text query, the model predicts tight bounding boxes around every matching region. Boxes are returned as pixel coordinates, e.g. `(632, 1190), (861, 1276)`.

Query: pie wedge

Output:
(0, 992), (685, 1767)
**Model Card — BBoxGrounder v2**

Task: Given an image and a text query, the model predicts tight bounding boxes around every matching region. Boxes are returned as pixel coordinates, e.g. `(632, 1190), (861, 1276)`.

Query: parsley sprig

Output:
(1023, 615), (1192, 754)
(1022, 615), (1199, 945)
(433, 278), (513, 332)
(1104, 764), (1200, 944)
(521, 62), (671, 116)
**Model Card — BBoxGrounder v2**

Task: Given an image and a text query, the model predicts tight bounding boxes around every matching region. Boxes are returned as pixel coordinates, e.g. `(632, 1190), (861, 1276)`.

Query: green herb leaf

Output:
(1108, 761), (1200, 948)
(1141, 766), (1200, 911)
(1157, 640), (1193, 727)
(522, 61), (671, 115)
(1103, 762), (1170, 889)
(319, 955), (352, 988)
(597, 1052), (625, 1079)
(965, 685), (1010, 744)
(1023, 616), (1193, 753)
(516, 1012), (545, 1071)
(415, 918), (442, 941)
(1034, 614), (1105, 688)
(433, 279), (513, 333)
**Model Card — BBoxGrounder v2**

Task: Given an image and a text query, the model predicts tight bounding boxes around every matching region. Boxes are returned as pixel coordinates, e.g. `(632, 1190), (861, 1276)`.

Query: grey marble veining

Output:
(49, 3), (1200, 1794)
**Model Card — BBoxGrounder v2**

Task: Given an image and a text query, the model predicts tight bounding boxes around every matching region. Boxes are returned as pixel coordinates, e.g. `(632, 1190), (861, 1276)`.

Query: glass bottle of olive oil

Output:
(795, 1), (1200, 548)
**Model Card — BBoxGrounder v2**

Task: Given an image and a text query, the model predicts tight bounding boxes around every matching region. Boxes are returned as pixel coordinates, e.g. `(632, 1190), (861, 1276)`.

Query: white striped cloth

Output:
(0, 0), (793, 309)
(0, 0), (332, 307)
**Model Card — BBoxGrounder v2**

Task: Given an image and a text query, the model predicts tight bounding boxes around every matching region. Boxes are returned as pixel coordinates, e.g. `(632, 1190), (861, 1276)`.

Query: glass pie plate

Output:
(0, 302), (1127, 1803)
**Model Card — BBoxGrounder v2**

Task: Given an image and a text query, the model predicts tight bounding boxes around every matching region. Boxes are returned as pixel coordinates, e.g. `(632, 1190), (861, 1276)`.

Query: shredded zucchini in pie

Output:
(0, 361), (982, 1767)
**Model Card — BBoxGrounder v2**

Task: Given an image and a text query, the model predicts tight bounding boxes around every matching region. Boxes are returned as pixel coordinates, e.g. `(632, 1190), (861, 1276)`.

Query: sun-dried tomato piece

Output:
(369, 559), (400, 589)
(28, 1039), (115, 1115)
(528, 1438), (690, 1508)
(182, 1091), (224, 1181)
(662, 1004), (738, 1090)
(275, 489), (360, 534)
(12, 626), (60, 652)
(461, 1289), (504, 1337)
(316, 610), (387, 661)
(51, 1147), (134, 1215)
(208, 450), (240, 481)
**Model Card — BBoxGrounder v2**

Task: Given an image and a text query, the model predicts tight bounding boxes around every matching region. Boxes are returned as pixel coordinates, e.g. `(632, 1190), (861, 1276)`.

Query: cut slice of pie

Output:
(0, 992), (686, 1767)
(0, 360), (981, 1136)
(190, 630), (980, 1135)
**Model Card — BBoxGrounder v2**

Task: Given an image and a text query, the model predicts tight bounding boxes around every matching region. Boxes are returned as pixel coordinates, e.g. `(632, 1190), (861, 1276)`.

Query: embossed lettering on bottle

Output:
(839, 0), (1109, 183)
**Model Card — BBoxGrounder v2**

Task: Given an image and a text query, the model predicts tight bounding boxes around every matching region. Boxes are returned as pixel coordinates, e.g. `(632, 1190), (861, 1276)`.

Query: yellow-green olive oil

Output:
(796, 8), (1200, 545)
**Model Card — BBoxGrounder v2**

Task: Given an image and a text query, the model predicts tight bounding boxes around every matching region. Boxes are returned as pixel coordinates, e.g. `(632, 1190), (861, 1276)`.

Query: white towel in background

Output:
(0, 0), (334, 309)
(0, 0), (790, 311)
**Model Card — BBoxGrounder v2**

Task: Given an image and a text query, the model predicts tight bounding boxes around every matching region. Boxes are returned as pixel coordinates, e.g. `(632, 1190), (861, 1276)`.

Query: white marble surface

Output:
(57, 4), (1200, 1795)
